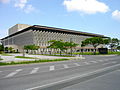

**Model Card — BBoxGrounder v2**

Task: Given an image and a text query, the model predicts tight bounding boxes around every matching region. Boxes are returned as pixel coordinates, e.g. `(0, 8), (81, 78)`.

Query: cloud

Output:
(14, 0), (27, 9)
(0, 0), (10, 4)
(112, 10), (120, 21)
(0, 0), (36, 13)
(24, 4), (35, 13)
(14, 0), (36, 13)
(63, 0), (109, 14)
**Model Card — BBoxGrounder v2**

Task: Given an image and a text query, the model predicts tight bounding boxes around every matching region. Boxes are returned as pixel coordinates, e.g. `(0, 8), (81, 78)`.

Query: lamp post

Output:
(70, 38), (72, 56)
(22, 46), (25, 57)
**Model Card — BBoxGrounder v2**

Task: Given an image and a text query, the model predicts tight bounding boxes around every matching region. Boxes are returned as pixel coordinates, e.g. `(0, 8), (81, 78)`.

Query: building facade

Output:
(9, 24), (30, 35)
(1, 24), (107, 54)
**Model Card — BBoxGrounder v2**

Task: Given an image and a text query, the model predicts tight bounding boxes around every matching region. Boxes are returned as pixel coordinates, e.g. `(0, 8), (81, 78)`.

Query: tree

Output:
(30, 45), (39, 54)
(0, 44), (4, 51)
(64, 42), (78, 48)
(8, 47), (14, 53)
(117, 46), (120, 50)
(47, 40), (78, 56)
(30, 45), (39, 51)
(24, 45), (39, 54)
(0, 44), (4, 54)
(109, 38), (120, 51)
(47, 40), (66, 55)
(24, 45), (29, 53)
(64, 41), (78, 56)
(81, 37), (109, 54)
(5, 47), (8, 53)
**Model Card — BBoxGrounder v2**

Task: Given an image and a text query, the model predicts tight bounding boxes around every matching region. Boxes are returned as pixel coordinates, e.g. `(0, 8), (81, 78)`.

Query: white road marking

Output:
(63, 64), (69, 68)
(104, 59), (109, 61)
(110, 61), (117, 64)
(49, 66), (55, 71)
(89, 61), (97, 63)
(83, 62), (90, 65)
(26, 64), (120, 90)
(117, 69), (120, 72)
(5, 69), (22, 78)
(74, 63), (80, 66)
(98, 60), (104, 62)
(30, 67), (39, 74)
(102, 61), (117, 65)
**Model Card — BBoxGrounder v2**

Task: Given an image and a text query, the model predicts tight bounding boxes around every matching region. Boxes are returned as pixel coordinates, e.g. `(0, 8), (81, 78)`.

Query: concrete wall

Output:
(9, 24), (30, 35)
(33, 30), (91, 47)
(32, 29), (96, 54)
(2, 30), (34, 52)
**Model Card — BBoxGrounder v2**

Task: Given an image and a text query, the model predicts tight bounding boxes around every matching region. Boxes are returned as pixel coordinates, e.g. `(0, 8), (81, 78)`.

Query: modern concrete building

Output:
(1, 24), (107, 54)
(8, 24), (30, 35)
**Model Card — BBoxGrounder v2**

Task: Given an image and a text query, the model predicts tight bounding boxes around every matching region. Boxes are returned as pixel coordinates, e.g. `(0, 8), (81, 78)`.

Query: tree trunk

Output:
(94, 47), (96, 55)
(23, 48), (25, 57)
(60, 51), (61, 56)
(70, 47), (72, 56)
(65, 50), (68, 56)
(0, 55), (1, 59)
(111, 47), (113, 52)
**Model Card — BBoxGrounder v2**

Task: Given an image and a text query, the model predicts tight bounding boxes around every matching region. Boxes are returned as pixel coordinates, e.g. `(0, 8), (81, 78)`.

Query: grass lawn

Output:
(108, 51), (120, 55)
(31, 52), (120, 56)
(73, 52), (120, 55)
(0, 58), (3, 60)
(73, 52), (98, 55)
(0, 53), (12, 56)
(0, 58), (69, 66)
(54, 52), (99, 55)
(43, 54), (75, 57)
(30, 54), (75, 57)
(15, 56), (38, 59)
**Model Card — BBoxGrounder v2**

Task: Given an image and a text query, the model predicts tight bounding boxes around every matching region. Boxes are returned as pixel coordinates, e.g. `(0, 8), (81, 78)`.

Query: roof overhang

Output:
(1, 25), (109, 40)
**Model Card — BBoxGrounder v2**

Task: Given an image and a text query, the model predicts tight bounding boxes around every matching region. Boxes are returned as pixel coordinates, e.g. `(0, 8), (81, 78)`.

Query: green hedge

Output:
(15, 56), (37, 59)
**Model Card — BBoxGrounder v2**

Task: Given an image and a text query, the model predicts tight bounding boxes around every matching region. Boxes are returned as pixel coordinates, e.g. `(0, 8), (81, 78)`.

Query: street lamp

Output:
(70, 38), (72, 56)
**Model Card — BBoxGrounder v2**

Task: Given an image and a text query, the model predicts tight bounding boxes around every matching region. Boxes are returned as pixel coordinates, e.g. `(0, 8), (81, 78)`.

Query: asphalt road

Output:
(61, 70), (120, 90)
(0, 55), (120, 90)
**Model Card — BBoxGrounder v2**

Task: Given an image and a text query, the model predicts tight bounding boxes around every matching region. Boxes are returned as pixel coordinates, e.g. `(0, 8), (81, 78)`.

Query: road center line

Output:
(30, 67), (39, 74)
(5, 69), (22, 78)
(49, 66), (55, 71)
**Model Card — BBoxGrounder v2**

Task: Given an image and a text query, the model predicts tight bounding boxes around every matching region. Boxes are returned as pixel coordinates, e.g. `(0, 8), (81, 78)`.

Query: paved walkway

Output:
(0, 54), (85, 62)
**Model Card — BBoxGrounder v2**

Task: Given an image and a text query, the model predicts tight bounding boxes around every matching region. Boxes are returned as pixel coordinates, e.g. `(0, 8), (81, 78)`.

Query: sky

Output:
(0, 0), (120, 39)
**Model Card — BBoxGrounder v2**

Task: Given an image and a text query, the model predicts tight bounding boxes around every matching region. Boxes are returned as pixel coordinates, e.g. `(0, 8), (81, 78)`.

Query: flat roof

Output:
(1, 25), (108, 40)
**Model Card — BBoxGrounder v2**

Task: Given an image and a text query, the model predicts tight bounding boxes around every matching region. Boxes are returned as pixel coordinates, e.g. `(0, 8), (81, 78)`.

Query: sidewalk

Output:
(0, 54), (85, 63)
